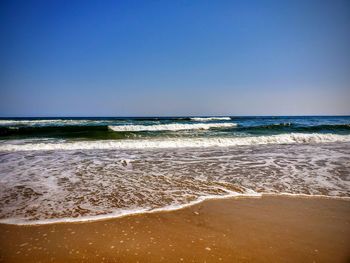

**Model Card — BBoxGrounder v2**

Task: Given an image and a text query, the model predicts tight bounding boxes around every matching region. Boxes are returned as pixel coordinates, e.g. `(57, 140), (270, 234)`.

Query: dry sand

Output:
(0, 196), (349, 263)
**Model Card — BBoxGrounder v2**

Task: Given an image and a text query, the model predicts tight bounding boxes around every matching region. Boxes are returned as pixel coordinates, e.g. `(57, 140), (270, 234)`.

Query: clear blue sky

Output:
(0, 0), (349, 117)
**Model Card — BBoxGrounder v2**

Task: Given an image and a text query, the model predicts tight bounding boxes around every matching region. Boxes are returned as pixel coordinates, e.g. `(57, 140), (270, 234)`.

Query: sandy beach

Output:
(2, 0), (350, 261)
(0, 195), (349, 263)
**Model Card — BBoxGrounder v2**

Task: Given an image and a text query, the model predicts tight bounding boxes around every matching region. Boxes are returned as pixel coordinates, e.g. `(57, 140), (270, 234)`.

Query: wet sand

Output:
(0, 196), (349, 263)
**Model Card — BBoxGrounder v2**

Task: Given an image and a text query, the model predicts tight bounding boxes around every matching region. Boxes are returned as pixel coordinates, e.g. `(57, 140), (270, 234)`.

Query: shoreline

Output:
(1, 195), (349, 262)
(1, 193), (349, 226)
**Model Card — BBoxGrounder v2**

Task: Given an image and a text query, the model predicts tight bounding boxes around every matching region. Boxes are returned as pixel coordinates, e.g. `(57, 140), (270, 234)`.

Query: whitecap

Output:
(108, 122), (236, 132)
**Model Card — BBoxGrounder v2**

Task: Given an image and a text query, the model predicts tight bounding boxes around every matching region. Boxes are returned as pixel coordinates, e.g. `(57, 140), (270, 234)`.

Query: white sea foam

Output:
(1, 133), (349, 152)
(0, 191), (261, 225)
(1, 142), (349, 225)
(190, 117), (231, 121)
(108, 123), (236, 131)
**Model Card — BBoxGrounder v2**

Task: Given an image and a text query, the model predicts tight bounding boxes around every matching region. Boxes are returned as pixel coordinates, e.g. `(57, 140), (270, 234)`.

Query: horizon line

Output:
(1, 114), (350, 118)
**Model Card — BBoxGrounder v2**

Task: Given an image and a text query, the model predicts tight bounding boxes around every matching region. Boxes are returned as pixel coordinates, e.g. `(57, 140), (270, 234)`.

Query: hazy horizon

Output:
(1, 114), (350, 118)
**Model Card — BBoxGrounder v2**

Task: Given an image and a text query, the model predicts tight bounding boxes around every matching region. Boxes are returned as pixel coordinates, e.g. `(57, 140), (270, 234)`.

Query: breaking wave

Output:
(1, 133), (349, 152)
(190, 117), (231, 121)
(108, 123), (236, 132)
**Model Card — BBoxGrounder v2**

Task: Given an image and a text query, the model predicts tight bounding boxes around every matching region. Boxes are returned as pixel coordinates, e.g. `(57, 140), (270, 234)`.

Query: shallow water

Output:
(0, 142), (349, 224)
(1, 116), (350, 224)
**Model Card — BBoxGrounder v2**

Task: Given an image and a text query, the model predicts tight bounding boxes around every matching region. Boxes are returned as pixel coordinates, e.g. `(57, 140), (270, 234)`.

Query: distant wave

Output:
(0, 118), (188, 126)
(108, 123), (236, 132)
(190, 117), (231, 121)
(0, 119), (65, 125)
(0, 119), (106, 126)
(1, 133), (349, 152)
(0, 125), (112, 139)
(269, 122), (292, 126)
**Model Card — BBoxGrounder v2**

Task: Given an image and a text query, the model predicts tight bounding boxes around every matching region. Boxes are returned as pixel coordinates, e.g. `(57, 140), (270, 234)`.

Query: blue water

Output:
(0, 116), (349, 140)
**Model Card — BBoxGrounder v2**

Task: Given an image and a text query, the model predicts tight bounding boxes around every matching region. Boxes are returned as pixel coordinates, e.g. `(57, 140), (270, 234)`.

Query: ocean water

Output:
(0, 116), (349, 224)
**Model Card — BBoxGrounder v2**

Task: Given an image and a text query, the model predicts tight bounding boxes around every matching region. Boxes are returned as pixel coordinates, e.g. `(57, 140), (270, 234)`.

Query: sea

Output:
(0, 116), (349, 224)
